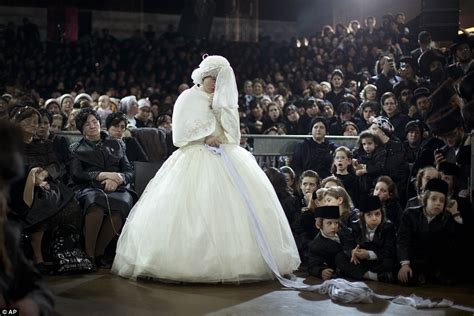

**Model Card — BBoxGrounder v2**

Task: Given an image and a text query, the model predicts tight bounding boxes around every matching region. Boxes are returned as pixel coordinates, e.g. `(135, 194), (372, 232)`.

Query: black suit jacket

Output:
(306, 224), (356, 278)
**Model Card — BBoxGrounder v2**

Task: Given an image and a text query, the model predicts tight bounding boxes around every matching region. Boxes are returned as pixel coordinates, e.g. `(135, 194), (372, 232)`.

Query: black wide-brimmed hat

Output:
(399, 55), (417, 72)
(437, 161), (461, 178)
(418, 49), (447, 76)
(449, 34), (474, 53)
(425, 79), (463, 135)
(393, 80), (417, 99)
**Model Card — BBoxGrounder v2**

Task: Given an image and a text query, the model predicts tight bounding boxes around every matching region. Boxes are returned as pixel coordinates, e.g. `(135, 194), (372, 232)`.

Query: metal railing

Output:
(245, 134), (358, 156)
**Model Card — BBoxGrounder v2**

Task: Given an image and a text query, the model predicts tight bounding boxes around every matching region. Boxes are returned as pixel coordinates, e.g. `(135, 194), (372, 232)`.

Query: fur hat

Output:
(314, 206), (340, 219)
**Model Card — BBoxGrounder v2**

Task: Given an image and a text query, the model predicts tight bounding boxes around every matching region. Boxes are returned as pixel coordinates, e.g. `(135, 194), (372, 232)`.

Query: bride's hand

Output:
(209, 93), (214, 109)
(205, 135), (221, 147)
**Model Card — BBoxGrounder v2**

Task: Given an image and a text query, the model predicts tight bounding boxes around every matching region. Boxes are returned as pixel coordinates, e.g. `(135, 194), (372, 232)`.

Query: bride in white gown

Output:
(112, 55), (300, 282)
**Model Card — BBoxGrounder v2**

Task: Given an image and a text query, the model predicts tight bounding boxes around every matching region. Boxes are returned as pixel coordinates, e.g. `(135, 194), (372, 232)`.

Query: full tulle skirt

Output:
(112, 144), (300, 283)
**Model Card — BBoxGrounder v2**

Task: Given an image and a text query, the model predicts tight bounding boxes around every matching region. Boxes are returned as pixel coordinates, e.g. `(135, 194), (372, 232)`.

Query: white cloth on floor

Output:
(391, 294), (453, 308)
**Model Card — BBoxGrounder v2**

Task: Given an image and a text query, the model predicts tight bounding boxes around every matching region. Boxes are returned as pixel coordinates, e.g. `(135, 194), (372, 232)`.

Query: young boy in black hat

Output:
(336, 196), (397, 283)
(397, 178), (462, 285)
(306, 206), (356, 280)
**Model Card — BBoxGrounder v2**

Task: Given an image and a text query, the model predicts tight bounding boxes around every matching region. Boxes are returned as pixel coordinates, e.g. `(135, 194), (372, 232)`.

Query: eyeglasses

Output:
(401, 91), (413, 96)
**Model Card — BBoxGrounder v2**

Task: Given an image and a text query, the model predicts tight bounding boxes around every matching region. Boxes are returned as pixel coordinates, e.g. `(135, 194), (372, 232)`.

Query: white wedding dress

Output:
(112, 86), (300, 282)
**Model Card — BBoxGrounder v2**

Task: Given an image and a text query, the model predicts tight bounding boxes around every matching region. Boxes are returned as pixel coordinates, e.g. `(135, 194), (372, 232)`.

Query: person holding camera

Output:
(374, 56), (402, 100)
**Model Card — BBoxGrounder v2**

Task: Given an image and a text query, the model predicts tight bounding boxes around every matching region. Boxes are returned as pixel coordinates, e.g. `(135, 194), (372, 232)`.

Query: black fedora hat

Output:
(359, 196), (382, 214)
(393, 80), (417, 99)
(314, 206), (340, 219)
(418, 49), (446, 76)
(449, 34), (474, 54)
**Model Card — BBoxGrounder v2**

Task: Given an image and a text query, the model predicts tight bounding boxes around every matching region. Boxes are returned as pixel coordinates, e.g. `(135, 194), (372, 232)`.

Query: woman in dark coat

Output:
(1, 120), (54, 315)
(70, 108), (135, 268)
(8, 106), (78, 274)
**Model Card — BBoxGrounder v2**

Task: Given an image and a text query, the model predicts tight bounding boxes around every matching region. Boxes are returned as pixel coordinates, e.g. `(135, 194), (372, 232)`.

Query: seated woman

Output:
(1, 120), (54, 315)
(8, 106), (80, 274)
(70, 108), (136, 269)
(105, 112), (149, 163)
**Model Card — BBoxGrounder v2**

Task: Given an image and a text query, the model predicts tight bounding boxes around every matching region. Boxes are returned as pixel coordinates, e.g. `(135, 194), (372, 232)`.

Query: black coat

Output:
(291, 207), (319, 262)
(306, 224), (356, 278)
(70, 134), (136, 215)
(353, 146), (387, 194)
(388, 112), (410, 141)
(352, 221), (397, 264)
(383, 139), (409, 202)
(335, 173), (360, 207)
(0, 222), (54, 314)
(123, 137), (149, 163)
(337, 220), (397, 279)
(397, 206), (461, 265)
(291, 138), (337, 178)
(8, 139), (74, 230)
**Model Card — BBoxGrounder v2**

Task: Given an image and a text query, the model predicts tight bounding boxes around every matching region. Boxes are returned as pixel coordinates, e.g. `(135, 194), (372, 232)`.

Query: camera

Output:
(434, 147), (447, 156)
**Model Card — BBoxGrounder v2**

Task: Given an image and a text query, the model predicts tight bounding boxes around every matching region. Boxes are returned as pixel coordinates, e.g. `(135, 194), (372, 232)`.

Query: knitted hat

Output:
(371, 116), (394, 136)
(310, 116), (328, 130)
(404, 119), (424, 133)
(138, 98), (151, 109)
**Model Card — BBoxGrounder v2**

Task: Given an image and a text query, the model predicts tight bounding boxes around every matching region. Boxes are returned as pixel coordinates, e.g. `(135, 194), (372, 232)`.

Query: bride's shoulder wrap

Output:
(172, 55), (241, 147)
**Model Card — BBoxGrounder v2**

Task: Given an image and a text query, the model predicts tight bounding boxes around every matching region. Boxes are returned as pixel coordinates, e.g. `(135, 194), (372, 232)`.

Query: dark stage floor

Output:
(47, 269), (474, 315)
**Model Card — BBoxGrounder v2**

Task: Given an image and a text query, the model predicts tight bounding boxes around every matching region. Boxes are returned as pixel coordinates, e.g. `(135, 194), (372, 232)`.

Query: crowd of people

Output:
(1, 10), (473, 314)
